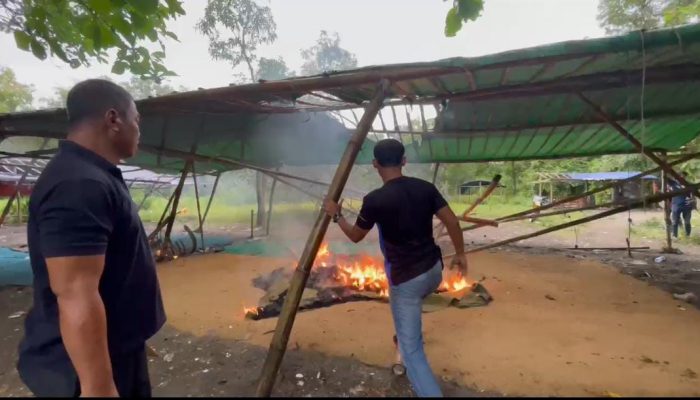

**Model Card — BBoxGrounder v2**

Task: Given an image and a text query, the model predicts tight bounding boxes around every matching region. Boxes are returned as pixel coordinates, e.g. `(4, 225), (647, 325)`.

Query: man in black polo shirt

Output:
(17, 79), (165, 397)
(323, 139), (467, 397)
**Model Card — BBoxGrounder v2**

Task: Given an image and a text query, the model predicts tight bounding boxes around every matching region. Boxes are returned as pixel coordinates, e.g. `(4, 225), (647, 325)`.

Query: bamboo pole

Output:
(162, 161), (191, 251)
(265, 169), (280, 237)
(577, 93), (698, 195)
(191, 163), (205, 252)
(149, 186), (177, 241)
(455, 151), (700, 233)
(432, 163), (440, 185)
(462, 174), (502, 217)
(196, 172), (221, 232)
(255, 80), (387, 397)
(138, 144), (332, 188)
(443, 184), (699, 257)
(272, 174), (360, 217)
(659, 152), (674, 252)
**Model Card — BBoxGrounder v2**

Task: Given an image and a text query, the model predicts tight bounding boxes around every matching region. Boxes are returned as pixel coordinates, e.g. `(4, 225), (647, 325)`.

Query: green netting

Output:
(2, 24), (700, 170)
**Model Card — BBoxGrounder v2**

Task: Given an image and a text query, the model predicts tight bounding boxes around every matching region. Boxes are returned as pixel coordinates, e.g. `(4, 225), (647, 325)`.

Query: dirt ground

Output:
(1, 209), (700, 397)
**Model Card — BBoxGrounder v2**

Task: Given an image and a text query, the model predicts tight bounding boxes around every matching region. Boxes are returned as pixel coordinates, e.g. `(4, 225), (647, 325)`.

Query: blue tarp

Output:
(0, 247), (32, 287)
(561, 172), (658, 182)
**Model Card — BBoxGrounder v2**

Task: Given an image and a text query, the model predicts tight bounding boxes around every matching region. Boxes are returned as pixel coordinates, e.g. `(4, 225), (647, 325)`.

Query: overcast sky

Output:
(0, 0), (606, 100)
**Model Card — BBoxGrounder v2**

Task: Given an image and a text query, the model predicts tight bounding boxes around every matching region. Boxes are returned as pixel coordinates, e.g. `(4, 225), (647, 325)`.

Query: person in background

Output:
(667, 172), (696, 238)
(323, 139), (467, 397)
(17, 79), (165, 397)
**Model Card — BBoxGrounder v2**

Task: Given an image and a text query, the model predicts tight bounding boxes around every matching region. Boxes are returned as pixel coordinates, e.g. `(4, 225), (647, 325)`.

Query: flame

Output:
(243, 306), (259, 317)
(439, 273), (473, 292)
(243, 242), (473, 317)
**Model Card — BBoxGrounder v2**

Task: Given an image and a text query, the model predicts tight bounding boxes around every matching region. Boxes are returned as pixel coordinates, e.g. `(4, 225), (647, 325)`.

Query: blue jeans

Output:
(389, 260), (443, 397)
(671, 206), (692, 237)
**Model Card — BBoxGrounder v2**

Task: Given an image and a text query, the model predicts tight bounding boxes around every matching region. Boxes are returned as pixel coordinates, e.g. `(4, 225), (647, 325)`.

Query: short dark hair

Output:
(66, 79), (133, 126)
(373, 139), (405, 167)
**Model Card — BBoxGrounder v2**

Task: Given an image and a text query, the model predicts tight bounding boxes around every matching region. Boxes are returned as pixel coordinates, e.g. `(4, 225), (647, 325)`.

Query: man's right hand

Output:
(450, 253), (468, 277)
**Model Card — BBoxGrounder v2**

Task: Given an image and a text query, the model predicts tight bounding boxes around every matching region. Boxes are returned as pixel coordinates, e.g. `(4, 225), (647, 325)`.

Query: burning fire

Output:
(243, 306), (259, 317)
(243, 242), (475, 318)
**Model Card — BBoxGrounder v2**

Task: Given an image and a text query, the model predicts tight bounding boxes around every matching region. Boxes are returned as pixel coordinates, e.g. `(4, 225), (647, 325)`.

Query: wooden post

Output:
(255, 80), (387, 397)
(265, 171), (280, 237)
(0, 140), (48, 227)
(577, 93), (698, 196)
(162, 161), (191, 251)
(443, 183), (699, 256)
(250, 210), (254, 239)
(454, 151), (700, 234)
(432, 163), (440, 185)
(196, 172), (221, 232)
(462, 174), (502, 217)
(191, 163), (205, 252)
(660, 152), (674, 253)
(136, 183), (159, 211)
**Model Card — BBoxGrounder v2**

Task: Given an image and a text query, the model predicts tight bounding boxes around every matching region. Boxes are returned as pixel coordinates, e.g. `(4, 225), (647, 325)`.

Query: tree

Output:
(256, 57), (294, 81)
(443, 0), (484, 37)
(1, 0), (185, 81)
(197, 0), (277, 228)
(196, 0), (277, 82)
(300, 31), (358, 75)
(597, 0), (700, 34)
(0, 66), (33, 113)
(39, 86), (70, 109)
(120, 76), (186, 99)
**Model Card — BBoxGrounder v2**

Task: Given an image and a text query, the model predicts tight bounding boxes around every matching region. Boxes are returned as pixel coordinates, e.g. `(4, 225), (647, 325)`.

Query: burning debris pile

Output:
(244, 243), (493, 320)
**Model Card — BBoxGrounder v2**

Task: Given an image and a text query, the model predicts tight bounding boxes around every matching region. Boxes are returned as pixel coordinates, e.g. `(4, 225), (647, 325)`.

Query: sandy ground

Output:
(155, 250), (700, 397)
(2, 208), (700, 397)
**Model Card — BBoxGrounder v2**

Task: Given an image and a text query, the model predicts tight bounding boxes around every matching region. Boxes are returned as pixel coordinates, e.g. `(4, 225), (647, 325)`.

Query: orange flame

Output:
(243, 242), (472, 317)
(243, 306), (259, 317)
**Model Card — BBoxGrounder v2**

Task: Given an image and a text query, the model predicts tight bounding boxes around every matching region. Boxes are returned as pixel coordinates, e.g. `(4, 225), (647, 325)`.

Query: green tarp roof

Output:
(2, 24), (700, 171)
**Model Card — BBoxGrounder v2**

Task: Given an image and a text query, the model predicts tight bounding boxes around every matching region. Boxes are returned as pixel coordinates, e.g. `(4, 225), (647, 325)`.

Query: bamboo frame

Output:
(577, 92), (698, 196)
(161, 160), (192, 257)
(454, 151), (700, 233)
(444, 184), (700, 256)
(191, 162), (206, 252)
(0, 139), (48, 227)
(255, 80), (388, 397)
(196, 172), (221, 232)
(659, 152), (674, 252)
(265, 168), (280, 237)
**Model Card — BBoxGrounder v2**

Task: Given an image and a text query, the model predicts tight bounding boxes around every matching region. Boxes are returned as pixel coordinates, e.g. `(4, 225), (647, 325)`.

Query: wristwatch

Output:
(332, 212), (342, 223)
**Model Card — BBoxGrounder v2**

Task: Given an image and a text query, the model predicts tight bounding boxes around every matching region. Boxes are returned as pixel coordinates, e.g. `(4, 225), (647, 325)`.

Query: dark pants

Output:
(671, 206), (692, 237)
(19, 345), (151, 398)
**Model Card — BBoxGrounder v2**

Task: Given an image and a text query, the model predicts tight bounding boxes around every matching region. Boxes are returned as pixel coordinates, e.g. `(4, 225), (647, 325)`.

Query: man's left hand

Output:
(323, 198), (343, 218)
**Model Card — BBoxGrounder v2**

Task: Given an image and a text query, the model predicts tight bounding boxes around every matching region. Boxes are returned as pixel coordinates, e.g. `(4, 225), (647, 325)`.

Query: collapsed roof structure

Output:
(2, 24), (700, 395)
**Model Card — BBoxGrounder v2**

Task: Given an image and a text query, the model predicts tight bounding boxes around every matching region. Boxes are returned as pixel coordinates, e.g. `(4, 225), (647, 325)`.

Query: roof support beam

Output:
(255, 79), (388, 397)
(445, 183), (700, 255)
(452, 150), (700, 234)
(576, 92), (698, 197)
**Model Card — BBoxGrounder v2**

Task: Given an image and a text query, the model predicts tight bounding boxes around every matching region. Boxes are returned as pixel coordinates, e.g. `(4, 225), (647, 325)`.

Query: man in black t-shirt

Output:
(18, 80), (165, 397)
(323, 139), (466, 397)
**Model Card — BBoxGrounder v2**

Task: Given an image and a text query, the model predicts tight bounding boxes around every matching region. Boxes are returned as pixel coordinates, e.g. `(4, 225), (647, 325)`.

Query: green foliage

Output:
(120, 75), (187, 99)
(0, 66), (33, 112)
(256, 57), (294, 81)
(597, 0), (700, 34)
(1, 0), (185, 81)
(444, 0), (484, 37)
(197, 0), (277, 81)
(300, 31), (358, 75)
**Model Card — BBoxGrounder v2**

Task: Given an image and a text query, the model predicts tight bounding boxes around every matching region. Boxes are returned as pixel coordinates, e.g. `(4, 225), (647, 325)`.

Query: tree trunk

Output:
(256, 172), (267, 227)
